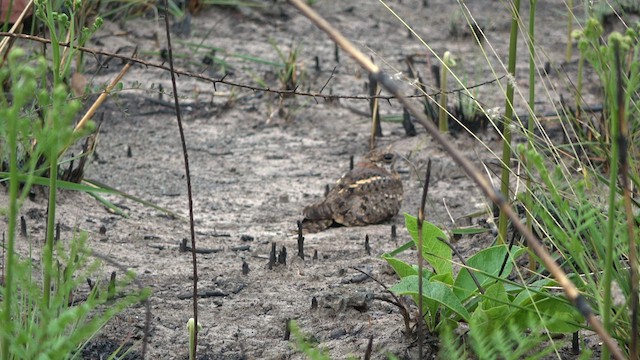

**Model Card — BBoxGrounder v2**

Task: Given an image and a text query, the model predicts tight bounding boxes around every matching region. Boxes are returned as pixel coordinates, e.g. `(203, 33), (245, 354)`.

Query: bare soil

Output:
(2, 1), (607, 359)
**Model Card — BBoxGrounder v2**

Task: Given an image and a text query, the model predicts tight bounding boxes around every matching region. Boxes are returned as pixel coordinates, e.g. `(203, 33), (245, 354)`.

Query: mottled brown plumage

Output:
(302, 150), (403, 233)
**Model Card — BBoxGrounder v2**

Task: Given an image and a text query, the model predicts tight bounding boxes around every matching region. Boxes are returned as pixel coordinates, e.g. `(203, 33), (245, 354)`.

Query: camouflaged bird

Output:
(301, 149), (403, 233)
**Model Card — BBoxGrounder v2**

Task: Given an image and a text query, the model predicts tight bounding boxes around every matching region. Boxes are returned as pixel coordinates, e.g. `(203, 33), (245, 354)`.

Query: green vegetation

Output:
(383, 215), (581, 339)
(0, 1), (150, 358)
(373, 1), (639, 358)
(0, 48), (149, 359)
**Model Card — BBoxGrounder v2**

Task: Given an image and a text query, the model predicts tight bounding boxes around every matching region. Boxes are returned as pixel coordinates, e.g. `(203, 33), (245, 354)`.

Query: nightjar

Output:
(301, 149), (403, 233)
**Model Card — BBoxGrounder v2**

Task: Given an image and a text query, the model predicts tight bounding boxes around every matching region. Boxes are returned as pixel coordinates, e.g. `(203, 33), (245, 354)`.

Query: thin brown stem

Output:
(416, 159), (432, 358)
(160, 0), (199, 355)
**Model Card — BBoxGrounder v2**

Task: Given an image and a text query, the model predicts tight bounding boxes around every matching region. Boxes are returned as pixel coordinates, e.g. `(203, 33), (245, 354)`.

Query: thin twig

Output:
(416, 159), (432, 359)
(352, 267), (413, 337)
(160, 0), (199, 355)
(498, 229), (519, 277)
(286, 1), (624, 358)
(318, 65), (337, 94)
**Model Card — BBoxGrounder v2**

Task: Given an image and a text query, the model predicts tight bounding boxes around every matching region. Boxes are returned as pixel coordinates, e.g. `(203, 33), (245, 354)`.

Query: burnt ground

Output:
(1, 0), (611, 359)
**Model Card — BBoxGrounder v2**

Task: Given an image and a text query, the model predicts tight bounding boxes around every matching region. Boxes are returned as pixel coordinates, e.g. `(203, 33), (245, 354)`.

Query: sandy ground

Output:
(1, 0), (609, 358)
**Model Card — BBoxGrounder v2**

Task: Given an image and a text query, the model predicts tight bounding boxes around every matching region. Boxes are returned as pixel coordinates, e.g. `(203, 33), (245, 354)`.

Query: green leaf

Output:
(404, 214), (452, 275)
(390, 275), (470, 321)
(468, 283), (514, 334)
(470, 303), (511, 334)
(481, 282), (510, 310)
(453, 245), (525, 301)
(0, 172), (115, 193)
(382, 254), (433, 280)
(382, 255), (417, 279)
(384, 239), (414, 257)
(436, 317), (460, 333)
(534, 298), (582, 333)
(511, 278), (558, 305)
(513, 290), (582, 333)
(0, 173), (183, 219)
(431, 272), (454, 286)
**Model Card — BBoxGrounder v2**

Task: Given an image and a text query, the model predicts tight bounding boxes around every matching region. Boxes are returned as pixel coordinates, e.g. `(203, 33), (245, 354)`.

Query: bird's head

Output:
(363, 146), (398, 172)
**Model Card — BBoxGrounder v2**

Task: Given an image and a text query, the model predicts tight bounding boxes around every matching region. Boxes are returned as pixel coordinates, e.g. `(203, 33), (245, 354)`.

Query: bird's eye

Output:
(383, 153), (394, 162)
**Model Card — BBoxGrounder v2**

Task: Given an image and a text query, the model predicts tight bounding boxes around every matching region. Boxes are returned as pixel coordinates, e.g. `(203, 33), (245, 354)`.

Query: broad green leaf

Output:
(512, 278), (559, 305)
(404, 214), (452, 275)
(390, 275), (470, 321)
(513, 279), (584, 333)
(470, 303), (511, 334)
(480, 282), (510, 310)
(431, 272), (454, 286)
(382, 254), (433, 280)
(435, 317), (459, 333)
(469, 283), (514, 333)
(382, 255), (417, 279)
(533, 298), (582, 333)
(512, 291), (582, 333)
(453, 245), (525, 301)
(470, 283), (513, 332)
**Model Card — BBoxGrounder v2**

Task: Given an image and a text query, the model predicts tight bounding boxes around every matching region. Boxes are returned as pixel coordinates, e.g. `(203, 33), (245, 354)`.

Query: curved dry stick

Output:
(286, 0), (624, 358)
